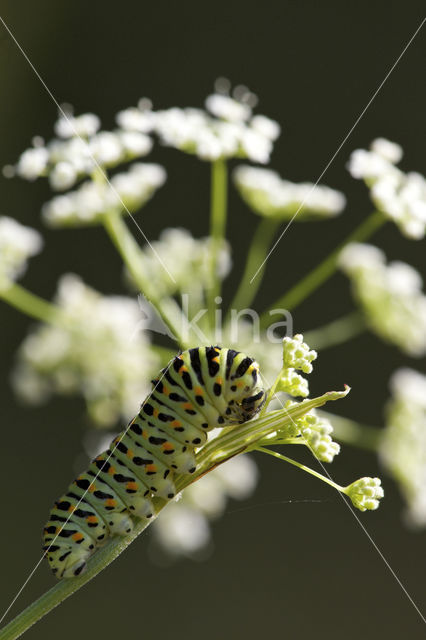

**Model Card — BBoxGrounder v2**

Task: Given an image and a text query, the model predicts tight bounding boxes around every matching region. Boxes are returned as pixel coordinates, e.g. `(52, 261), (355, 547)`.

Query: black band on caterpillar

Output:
(43, 347), (265, 578)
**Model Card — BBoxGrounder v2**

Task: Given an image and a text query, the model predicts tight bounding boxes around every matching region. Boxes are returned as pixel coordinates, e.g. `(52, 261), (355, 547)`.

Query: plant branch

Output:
(303, 310), (366, 350)
(207, 158), (228, 326)
(102, 210), (190, 349)
(259, 210), (386, 328)
(0, 283), (68, 328)
(0, 387), (348, 640)
(227, 217), (279, 316)
(257, 446), (345, 492)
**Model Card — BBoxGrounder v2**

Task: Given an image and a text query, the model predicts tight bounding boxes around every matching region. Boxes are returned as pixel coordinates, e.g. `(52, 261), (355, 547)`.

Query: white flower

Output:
(15, 146), (49, 180)
(347, 148), (396, 181)
(13, 109), (154, 193)
(153, 84), (280, 163)
(0, 217), (43, 291)
(48, 161), (78, 191)
(300, 411), (340, 463)
(278, 369), (309, 398)
(54, 112), (101, 139)
(117, 131), (152, 158)
(380, 368), (426, 526)
(115, 106), (155, 133)
(12, 274), (159, 426)
(134, 228), (231, 298)
(370, 138), (403, 164)
(346, 477), (384, 511)
(339, 243), (426, 356)
(152, 455), (258, 559)
(234, 165), (346, 219)
(250, 114), (281, 141)
(205, 93), (252, 122)
(89, 131), (125, 166)
(348, 139), (426, 239)
(42, 163), (166, 226)
(282, 334), (317, 373)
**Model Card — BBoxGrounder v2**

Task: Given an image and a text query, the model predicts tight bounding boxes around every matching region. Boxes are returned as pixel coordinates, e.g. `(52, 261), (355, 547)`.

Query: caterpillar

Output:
(43, 346), (265, 578)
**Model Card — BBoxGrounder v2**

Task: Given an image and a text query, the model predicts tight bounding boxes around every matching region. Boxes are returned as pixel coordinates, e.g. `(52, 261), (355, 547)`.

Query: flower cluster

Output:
(0, 216), (43, 291)
(348, 138), (426, 239)
(12, 111), (153, 190)
(43, 163), (166, 226)
(233, 165), (346, 220)
(339, 243), (426, 356)
(380, 368), (426, 526)
(151, 455), (258, 559)
(118, 85), (280, 163)
(135, 227), (231, 298)
(345, 477), (384, 511)
(13, 274), (159, 426)
(297, 410), (340, 462)
(275, 334), (318, 397)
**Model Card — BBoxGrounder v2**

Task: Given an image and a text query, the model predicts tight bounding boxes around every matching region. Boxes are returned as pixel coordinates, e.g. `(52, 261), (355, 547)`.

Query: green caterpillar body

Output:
(43, 346), (265, 578)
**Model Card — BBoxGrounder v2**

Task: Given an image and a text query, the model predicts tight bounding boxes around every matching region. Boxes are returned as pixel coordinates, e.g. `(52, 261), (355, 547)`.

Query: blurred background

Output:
(0, 1), (425, 638)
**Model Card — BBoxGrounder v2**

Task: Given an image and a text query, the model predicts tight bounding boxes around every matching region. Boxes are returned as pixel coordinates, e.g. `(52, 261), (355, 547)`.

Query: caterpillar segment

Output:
(43, 347), (265, 579)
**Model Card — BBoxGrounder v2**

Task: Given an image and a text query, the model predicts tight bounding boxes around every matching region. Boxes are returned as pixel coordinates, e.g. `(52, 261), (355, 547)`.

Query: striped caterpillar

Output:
(43, 346), (265, 578)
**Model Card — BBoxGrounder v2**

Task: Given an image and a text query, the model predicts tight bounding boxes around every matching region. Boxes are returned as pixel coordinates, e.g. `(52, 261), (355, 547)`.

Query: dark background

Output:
(0, 1), (425, 639)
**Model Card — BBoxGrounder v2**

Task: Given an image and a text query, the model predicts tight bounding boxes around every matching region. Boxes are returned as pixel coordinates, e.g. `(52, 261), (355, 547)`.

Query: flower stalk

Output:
(260, 210), (386, 328)
(227, 217), (279, 315)
(102, 210), (190, 348)
(207, 158), (228, 325)
(0, 283), (69, 328)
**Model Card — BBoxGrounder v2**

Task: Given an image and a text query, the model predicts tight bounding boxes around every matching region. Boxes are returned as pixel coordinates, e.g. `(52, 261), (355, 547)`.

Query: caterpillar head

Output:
(225, 356), (265, 424)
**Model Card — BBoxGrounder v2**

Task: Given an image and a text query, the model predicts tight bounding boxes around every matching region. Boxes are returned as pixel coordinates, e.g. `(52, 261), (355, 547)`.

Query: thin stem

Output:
(0, 387), (348, 640)
(102, 210), (190, 349)
(0, 283), (68, 328)
(207, 159), (228, 326)
(227, 217), (279, 317)
(257, 446), (344, 492)
(260, 210), (386, 328)
(303, 310), (366, 350)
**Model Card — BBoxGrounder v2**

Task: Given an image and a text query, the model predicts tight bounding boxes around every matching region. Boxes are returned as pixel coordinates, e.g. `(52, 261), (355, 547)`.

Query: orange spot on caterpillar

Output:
(180, 365), (188, 373)
(171, 420), (182, 428)
(108, 466), (116, 475)
(194, 386), (203, 395)
(126, 481), (138, 491)
(162, 385), (170, 396)
(68, 504), (76, 512)
(183, 402), (193, 410)
(153, 409), (159, 418)
(105, 499), (116, 508)
(162, 442), (174, 451)
(126, 449), (133, 458)
(87, 516), (97, 524)
(142, 430), (149, 439)
(88, 483), (96, 493)
(146, 464), (157, 473)
(216, 377), (223, 385)
(72, 532), (84, 542)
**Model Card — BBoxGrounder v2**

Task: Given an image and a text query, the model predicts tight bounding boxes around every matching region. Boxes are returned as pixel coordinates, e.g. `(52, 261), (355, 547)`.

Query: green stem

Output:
(102, 210), (190, 349)
(257, 447), (345, 492)
(260, 210), (386, 328)
(0, 283), (68, 327)
(303, 311), (366, 350)
(0, 387), (348, 640)
(227, 217), (279, 317)
(207, 159), (228, 326)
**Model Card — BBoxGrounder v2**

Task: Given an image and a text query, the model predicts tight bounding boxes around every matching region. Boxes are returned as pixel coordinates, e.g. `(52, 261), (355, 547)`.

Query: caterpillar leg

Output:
(43, 523), (95, 579)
